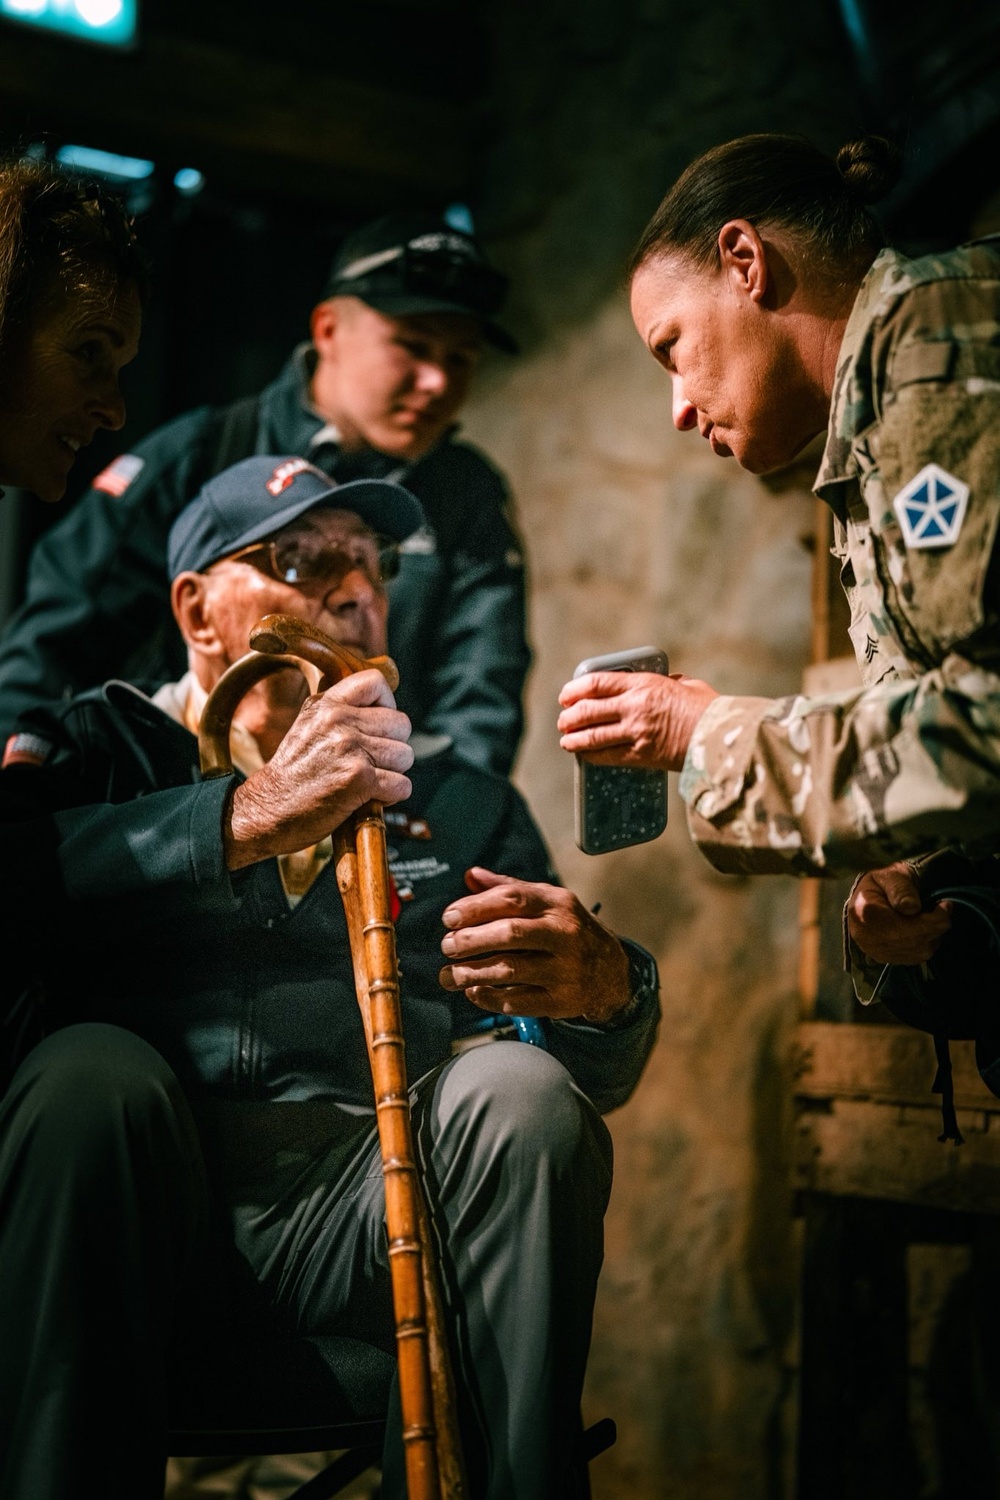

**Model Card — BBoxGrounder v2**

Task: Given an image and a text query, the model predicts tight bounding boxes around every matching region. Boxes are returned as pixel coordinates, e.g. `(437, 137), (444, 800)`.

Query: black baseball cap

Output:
(322, 211), (517, 354)
(167, 455), (425, 579)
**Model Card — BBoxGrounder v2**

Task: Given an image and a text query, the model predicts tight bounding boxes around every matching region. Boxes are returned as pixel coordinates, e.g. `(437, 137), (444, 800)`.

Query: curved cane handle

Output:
(198, 613), (400, 779)
(198, 653), (300, 778)
(249, 612), (399, 693)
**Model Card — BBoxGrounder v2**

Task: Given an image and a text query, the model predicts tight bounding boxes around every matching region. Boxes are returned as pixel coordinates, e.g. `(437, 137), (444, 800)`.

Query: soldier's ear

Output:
(718, 219), (768, 304)
(310, 297), (342, 355)
(171, 572), (225, 657)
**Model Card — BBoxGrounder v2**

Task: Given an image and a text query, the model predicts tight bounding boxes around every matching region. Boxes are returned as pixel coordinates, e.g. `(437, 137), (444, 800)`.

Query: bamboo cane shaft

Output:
(353, 804), (443, 1497)
(352, 808), (468, 1499)
(416, 1179), (468, 1500)
(198, 617), (467, 1500)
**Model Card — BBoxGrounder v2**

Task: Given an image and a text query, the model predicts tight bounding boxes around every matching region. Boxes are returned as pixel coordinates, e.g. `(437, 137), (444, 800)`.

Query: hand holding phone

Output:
(570, 646), (669, 856)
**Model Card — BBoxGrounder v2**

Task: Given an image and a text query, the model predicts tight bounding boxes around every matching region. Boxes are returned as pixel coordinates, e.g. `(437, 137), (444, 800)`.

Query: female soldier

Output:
(558, 133), (1000, 970)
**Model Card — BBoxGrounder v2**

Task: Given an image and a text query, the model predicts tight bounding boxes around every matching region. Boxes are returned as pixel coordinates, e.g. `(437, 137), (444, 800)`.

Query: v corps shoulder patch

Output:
(92, 453), (145, 497)
(893, 464), (970, 550)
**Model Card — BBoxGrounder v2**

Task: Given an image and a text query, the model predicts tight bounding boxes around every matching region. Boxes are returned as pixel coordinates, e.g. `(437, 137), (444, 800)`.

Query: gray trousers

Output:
(0, 1023), (612, 1500)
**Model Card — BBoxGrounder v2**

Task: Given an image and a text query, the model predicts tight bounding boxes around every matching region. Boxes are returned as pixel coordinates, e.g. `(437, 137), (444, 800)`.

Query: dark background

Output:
(1, 0), (999, 593)
(4, 4), (1000, 1496)
(0, 0), (496, 601)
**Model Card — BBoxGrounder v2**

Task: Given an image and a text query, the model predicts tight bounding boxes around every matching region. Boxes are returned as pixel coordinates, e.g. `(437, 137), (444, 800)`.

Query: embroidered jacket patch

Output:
(893, 464), (969, 549)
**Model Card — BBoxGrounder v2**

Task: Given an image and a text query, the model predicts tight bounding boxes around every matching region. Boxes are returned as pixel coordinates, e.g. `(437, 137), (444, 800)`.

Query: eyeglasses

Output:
(224, 530), (401, 592)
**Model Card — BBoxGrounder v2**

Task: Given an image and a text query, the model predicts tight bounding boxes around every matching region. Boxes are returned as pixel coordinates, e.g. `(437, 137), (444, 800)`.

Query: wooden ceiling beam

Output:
(0, 25), (477, 207)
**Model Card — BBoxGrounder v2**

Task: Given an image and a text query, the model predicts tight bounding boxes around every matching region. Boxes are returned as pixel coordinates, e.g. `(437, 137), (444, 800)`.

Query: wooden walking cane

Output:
(198, 612), (467, 1500)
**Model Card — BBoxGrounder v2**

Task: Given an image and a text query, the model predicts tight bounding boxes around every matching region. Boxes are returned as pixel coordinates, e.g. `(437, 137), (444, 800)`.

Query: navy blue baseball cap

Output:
(167, 456), (426, 579)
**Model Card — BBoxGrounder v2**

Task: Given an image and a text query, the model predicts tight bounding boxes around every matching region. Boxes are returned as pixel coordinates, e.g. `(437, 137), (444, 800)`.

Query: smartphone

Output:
(572, 646), (670, 856)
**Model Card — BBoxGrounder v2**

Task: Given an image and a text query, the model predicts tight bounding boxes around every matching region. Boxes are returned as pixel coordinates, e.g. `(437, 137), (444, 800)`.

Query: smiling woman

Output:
(0, 156), (145, 506)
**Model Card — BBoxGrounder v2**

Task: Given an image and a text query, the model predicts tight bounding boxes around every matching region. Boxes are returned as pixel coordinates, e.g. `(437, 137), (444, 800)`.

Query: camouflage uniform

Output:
(680, 238), (1000, 878)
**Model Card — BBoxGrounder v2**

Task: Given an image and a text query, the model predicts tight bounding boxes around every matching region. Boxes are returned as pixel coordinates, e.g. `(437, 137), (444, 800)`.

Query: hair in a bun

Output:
(835, 136), (903, 205)
(629, 132), (895, 290)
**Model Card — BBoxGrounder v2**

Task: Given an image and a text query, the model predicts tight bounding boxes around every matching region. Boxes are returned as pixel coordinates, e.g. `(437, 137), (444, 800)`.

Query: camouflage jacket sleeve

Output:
(680, 266), (1000, 877)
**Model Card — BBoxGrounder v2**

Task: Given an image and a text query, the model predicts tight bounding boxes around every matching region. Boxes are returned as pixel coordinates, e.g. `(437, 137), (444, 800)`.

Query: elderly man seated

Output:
(0, 457), (659, 1500)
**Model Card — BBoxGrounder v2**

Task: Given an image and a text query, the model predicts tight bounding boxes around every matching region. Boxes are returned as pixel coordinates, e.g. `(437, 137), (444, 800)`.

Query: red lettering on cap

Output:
(266, 458), (326, 497)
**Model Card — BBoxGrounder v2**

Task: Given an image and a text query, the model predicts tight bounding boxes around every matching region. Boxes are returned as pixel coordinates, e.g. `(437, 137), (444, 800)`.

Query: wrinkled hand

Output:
(847, 861), (953, 965)
(225, 670), (413, 869)
(438, 866), (632, 1023)
(557, 671), (718, 772)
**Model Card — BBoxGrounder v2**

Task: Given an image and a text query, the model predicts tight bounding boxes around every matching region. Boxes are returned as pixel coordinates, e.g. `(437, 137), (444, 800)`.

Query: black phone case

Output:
(572, 648), (669, 855)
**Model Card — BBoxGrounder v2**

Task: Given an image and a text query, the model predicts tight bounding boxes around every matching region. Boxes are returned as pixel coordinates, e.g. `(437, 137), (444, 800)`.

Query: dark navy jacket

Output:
(11, 683), (659, 1114)
(0, 348), (530, 777)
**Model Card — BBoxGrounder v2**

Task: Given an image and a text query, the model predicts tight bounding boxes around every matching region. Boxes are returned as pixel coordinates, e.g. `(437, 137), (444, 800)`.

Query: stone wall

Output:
(459, 4), (866, 1493)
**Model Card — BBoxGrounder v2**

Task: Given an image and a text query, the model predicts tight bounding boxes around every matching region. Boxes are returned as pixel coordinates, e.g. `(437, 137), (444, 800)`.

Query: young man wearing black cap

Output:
(0, 456), (659, 1500)
(0, 214), (528, 778)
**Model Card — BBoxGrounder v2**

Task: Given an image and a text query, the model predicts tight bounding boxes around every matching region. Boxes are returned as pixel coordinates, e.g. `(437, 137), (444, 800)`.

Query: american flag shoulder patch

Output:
(3, 732), (53, 769)
(92, 453), (145, 497)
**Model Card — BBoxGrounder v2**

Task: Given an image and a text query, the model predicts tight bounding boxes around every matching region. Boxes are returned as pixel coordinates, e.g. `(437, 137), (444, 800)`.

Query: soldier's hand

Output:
(557, 670), (718, 772)
(438, 866), (633, 1023)
(847, 861), (953, 965)
(224, 670), (413, 869)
